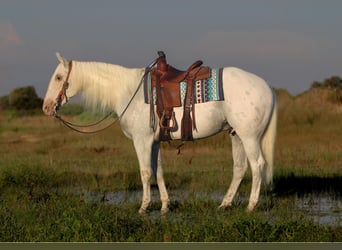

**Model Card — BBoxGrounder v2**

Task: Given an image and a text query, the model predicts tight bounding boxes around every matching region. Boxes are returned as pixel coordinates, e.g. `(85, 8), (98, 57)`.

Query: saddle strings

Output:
(54, 57), (159, 134)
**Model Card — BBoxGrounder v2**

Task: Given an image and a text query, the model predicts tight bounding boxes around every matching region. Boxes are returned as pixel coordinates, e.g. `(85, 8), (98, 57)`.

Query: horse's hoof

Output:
(138, 208), (147, 215)
(218, 201), (232, 210)
(246, 203), (257, 212)
(161, 207), (169, 215)
(246, 207), (253, 213)
(218, 204), (232, 211)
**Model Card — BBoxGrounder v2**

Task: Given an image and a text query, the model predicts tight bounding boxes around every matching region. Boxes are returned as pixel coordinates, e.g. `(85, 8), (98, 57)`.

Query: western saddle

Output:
(151, 51), (211, 141)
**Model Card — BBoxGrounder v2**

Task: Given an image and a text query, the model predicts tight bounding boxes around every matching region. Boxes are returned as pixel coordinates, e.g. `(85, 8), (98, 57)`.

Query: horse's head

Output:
(42, 53), (77, 116)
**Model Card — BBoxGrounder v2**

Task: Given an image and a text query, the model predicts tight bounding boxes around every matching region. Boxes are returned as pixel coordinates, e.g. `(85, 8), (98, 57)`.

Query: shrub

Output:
(0, 95), (10, 109)
(311, 76), (342, 90)
(8, 86), (43, 110)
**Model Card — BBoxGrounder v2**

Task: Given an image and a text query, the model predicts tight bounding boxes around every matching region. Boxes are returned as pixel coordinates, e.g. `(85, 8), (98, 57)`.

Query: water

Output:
(84, 189), (341, 226)
(297, 194), (341, 225)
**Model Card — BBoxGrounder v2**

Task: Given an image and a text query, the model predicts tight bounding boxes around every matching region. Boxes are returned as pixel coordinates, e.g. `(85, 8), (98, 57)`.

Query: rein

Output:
(54, 58), (158, 134)
(54, 112), (116, 134)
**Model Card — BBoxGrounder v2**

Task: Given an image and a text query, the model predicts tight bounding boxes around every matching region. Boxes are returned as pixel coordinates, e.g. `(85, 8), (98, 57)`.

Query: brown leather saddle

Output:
(151, 51), (210, 141)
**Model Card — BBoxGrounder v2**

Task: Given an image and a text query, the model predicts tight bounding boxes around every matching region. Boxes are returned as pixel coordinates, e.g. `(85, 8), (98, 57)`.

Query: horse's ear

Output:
(56, 52), (69, 68)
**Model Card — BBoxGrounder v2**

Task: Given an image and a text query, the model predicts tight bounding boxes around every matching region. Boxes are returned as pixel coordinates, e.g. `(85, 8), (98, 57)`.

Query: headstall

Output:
(56, 60), (73, 111)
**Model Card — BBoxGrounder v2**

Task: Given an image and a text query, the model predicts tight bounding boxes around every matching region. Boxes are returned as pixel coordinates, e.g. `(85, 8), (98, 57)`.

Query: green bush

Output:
(8, 86), (43, 110)
(311, 76), (342, 92)
(0, 95), (10, 109)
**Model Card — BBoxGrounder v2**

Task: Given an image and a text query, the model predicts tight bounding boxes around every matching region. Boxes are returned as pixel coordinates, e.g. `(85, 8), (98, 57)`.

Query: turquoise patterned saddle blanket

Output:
(143, 68), (224, 105)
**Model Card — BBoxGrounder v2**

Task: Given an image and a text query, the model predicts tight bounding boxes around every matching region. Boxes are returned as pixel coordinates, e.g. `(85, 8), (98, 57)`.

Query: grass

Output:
(0, 189), (341, 242)
(0, 188), (340, 242)
(0, 88), (341, 242)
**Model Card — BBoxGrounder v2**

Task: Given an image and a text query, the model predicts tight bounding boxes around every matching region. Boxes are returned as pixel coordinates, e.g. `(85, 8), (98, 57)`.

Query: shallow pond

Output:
(297, 194), (341, 225)
(84, 188), (341, 226)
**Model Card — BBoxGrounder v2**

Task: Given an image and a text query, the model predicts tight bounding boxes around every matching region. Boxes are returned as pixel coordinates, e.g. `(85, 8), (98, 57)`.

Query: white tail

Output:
(261, 94), (277, 184)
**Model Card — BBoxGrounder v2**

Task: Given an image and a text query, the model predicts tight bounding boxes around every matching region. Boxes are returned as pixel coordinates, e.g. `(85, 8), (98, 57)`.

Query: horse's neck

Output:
(71, 61), (144, 112)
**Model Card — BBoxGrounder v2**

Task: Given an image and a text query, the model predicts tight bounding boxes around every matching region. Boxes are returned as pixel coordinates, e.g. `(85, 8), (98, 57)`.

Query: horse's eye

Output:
(55, 74), (62, 81)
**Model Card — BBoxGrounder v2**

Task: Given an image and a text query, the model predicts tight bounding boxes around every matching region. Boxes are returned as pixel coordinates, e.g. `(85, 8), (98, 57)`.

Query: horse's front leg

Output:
(133, 137), (169, 214)
(133, 137), (153, 214)
(152, 142), (170, 214)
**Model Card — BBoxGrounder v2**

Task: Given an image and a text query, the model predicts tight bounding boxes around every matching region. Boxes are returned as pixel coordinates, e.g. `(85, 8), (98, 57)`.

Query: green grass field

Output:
(0, 88), (341, 242)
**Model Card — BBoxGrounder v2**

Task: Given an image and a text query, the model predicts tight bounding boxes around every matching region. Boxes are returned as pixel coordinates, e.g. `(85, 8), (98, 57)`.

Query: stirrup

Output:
(159, 111), (176, 130)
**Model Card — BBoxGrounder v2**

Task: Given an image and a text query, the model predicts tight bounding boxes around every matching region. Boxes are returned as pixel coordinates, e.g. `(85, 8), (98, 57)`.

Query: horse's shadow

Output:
(272, 173), (342, 197)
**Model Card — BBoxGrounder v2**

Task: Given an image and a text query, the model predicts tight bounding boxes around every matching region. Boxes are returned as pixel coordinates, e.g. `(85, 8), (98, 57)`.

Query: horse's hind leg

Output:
(219, 135), (248, 209)
(242, 137), (266, 211)
(152, 142), (170, 214)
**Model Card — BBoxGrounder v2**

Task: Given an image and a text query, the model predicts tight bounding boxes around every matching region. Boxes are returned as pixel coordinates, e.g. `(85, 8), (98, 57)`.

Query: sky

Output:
(1, 0), (342, 98)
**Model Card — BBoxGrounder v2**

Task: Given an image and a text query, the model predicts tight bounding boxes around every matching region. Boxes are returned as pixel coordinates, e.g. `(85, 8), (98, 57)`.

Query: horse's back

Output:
(222, 67), (272, 97)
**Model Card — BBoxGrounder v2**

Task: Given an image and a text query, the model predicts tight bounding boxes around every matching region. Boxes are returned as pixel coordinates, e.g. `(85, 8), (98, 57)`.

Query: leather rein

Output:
(53, 58), (158, 134)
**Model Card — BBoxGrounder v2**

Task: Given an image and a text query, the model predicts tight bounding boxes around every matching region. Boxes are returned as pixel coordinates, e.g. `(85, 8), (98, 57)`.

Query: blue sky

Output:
(1, 0), (341, 97)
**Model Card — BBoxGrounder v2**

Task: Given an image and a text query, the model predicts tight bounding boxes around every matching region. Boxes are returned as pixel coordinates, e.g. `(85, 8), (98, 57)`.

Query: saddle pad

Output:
(143, 68), (224, 105)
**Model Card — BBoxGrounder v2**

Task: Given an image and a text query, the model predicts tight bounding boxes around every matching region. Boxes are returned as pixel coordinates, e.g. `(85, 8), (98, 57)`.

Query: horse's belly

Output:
(170, 102), (226, 140)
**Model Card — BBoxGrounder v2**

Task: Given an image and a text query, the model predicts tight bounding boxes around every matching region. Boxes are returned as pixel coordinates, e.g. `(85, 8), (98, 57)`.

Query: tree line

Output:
(311, 76), (342, 90)
(310, 76), (342, 103)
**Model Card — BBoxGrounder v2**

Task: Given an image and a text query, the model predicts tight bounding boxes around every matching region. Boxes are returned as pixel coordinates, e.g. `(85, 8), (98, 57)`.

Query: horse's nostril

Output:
(42, 99), (56, 115)
(43, 106), (49, 114)
(43, 105), (50, 112)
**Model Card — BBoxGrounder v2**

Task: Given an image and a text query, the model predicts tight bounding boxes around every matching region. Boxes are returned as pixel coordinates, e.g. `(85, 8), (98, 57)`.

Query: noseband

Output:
(56, 60), (73, 112)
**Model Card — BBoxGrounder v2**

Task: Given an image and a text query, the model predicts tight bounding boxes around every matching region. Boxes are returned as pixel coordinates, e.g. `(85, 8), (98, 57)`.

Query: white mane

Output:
(70, 61), (144, 112)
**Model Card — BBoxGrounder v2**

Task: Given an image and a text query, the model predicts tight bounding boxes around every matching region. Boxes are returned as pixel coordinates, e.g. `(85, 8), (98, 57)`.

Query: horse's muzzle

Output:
(42, 99), (57, 116)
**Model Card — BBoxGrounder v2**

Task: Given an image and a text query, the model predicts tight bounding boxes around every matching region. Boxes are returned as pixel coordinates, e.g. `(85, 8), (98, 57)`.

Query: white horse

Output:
(43, 53), (277, 214)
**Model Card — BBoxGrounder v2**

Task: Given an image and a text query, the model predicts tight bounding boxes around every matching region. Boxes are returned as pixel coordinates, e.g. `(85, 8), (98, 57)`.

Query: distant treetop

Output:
(311, 76), (342, 90)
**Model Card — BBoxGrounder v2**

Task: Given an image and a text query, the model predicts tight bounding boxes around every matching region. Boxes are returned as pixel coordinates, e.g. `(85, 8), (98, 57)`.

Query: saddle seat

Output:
(156, 51), (209, 84)
(150, 51), (211, 141)
(160, 60), (203, 83)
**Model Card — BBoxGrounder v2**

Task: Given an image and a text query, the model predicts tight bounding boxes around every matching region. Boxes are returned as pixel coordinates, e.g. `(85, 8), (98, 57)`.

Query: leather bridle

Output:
(56, 60), (73, 112)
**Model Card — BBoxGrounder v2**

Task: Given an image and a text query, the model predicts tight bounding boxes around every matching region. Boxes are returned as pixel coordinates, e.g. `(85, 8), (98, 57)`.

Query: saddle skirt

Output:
(143, 68), (224, 105)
